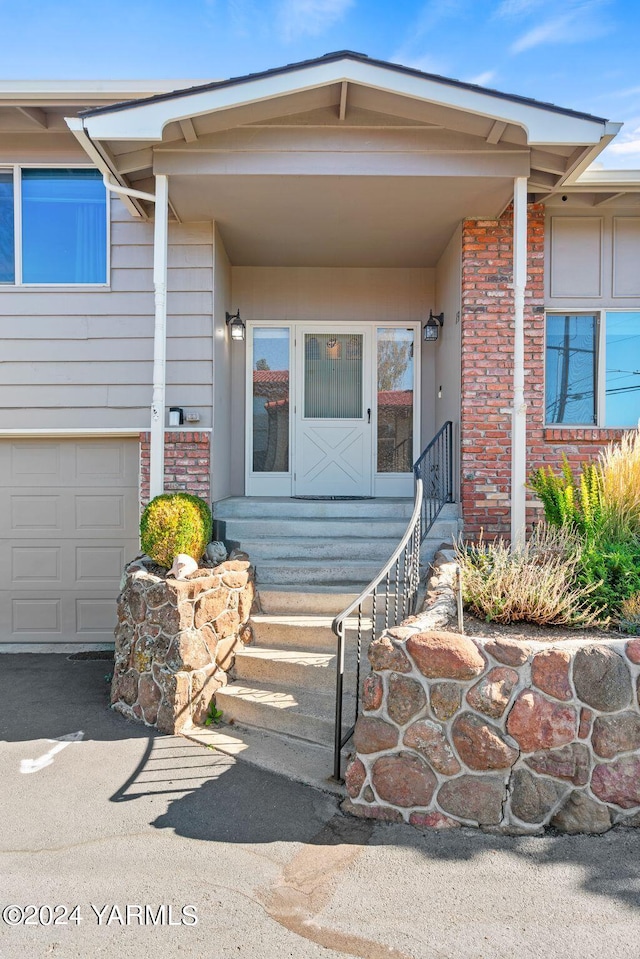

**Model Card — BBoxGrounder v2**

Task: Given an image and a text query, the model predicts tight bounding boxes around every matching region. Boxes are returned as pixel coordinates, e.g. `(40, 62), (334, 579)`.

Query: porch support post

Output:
(511, 175), (528, 547)
(150, 173), (169, 500)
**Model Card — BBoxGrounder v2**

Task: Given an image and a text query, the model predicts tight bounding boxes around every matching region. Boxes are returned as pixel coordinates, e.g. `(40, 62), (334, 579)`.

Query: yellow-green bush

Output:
(140, 493), (212, 568)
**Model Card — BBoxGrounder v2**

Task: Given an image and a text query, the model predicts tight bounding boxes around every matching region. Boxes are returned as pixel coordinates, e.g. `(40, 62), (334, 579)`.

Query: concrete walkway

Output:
(2, 653), (640, 959)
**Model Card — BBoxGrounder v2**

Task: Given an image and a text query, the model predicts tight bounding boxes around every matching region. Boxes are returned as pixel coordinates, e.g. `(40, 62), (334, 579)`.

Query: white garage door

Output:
(0, 438), (140, 645)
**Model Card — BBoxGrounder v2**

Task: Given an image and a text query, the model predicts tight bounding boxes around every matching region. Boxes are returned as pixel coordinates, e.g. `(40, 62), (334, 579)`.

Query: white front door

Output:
(293, 329), (373, 496)
(245, 322), (420, 498)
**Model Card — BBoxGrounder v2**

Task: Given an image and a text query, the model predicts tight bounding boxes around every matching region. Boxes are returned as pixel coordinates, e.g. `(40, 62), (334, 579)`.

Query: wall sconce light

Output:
(226, 309), (245, 341)
(423, 310), (444, 342)
(169, 407), (184, 426)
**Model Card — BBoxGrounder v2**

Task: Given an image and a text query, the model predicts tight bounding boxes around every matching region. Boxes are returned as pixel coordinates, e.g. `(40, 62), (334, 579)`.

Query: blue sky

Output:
(2, 0), (639, 167)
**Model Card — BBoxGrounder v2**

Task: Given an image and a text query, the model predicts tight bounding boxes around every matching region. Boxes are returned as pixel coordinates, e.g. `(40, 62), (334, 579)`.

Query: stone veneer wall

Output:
(111, 556), (254, 734)
(460, 205), (627, 540)
(139, 430), (211, 509)
(344, 553), (640, 835)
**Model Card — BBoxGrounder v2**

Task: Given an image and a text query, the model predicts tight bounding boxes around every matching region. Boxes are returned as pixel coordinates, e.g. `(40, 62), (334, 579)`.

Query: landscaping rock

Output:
(345, 758), (367, 799)
(466, 667), (518, 718)
(506, 690), (577, 752)
(484, 638), (531, 667)
(387, 673), (427, 725)
(371, 753), (437, 808)
(452, 712), (518, 770)
(525, 744), (590, 785)
(625, 639), (640, 665)
(406, 631), (486, 679)
(573, 645), (632, 712)
(551, 790), (612, 835)
(509, 768), (565, 824)
(353, 717), (399, 754)
(362, 674), (383, 711)
(531, 649), (572, 701)
(591, 756), (640, 808)
(437, 775), (506, 825)
(368, 635), (412, 673)
(430, 682), (462, 720)
(403, 719), (461, 775)
(592, 712), (640, 759)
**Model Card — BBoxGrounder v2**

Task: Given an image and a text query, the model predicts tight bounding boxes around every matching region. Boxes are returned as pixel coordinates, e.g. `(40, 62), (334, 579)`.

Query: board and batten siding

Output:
(0, 196), (214, 429)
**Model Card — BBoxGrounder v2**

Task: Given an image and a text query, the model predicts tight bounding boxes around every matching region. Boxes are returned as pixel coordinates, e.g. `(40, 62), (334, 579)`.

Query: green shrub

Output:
(577, 540), (640, 621)
(454, 525), (605, 628)
(529, 455), (602, 539)
(140, 492), (212, 568)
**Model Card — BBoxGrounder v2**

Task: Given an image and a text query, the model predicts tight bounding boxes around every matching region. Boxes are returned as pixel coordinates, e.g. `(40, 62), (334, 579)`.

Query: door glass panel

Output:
(252, 328), (290, 472)
(377, 328), (414, 473)
(304, 333), (363, 418)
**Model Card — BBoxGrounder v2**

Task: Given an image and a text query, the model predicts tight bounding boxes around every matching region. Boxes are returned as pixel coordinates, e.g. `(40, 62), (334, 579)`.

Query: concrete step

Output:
(215, 496), (415, 520)
(234, 646), (345, 692)
(239, 535), (400, 562)
(221, 516), (410, 541)
(215, 680), (354, 747)
(254, 558), (384, 587)
(257, 587), (367, 616)
(250, 613), (374, 651)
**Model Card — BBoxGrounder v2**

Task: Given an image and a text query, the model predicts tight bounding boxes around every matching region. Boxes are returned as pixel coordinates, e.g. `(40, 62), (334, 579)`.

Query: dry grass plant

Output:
(598, 427), (640, 541)
(455, 524), (606, 628)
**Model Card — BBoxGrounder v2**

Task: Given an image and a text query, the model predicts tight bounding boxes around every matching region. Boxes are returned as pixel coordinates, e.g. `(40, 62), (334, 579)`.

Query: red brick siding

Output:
(139, 431), (211, 509)
(460, 204), (625, 541)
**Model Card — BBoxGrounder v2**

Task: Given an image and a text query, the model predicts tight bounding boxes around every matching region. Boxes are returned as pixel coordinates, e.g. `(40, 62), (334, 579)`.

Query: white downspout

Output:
(511, 176), (528, 547)
(102, 172), (169, 500)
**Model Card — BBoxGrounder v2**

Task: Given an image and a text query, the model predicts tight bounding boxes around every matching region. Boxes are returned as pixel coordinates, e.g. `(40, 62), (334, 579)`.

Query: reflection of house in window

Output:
(377, 389), (413, 472)
(252, 370), (289, 472)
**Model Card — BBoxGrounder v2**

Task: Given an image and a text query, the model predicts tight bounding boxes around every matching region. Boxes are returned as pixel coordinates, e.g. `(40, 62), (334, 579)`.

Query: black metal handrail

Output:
(330, 421), (453, 781)
(413, 420), (454, 543)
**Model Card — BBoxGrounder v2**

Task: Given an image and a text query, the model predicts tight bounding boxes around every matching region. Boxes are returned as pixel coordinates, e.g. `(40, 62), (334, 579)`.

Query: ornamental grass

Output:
(454, 524), (605, 628)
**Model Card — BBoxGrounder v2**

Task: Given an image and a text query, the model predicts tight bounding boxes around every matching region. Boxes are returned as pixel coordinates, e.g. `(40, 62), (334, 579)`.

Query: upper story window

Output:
(0, 167), (107, 286)
(545, 311), (640, 428)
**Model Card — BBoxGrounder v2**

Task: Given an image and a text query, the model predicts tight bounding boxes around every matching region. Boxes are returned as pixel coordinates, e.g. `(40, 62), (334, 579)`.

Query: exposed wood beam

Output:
(592, 192), (626, 206)
(339, 81), (348, 122)
(179, 118), (198, 143)
(528, 169), (559, 190)
(486, 120), (507, 145)
(115, 146), (154, 175)
(16, 106), (48, 129)
(529, 148), (567, 176)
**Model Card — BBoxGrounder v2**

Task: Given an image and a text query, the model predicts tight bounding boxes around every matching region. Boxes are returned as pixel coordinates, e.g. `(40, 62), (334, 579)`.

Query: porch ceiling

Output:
(162, 173), (514, 267)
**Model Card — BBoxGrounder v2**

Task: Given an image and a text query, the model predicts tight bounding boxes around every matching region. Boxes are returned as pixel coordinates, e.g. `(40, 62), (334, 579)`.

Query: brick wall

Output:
(139, 430), (211, 509)
(460, 205), (626, 540)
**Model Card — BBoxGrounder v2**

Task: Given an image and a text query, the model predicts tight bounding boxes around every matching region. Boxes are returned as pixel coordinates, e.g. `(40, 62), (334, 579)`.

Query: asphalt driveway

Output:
(2, 653), (640, 959)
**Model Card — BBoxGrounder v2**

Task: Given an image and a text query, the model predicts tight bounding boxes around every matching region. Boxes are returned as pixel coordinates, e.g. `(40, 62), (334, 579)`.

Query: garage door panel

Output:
(11, 597), (62, 635)
(0, 438), (139, 644)
(9, 442), (62, 484)
(76, 597), (121, 635)
(11, 546), (61, 584)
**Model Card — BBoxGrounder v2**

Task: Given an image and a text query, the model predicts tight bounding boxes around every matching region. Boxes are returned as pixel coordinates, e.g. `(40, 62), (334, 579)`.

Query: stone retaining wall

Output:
(111, 556), (254, 734)
(344, 553), (640, 834)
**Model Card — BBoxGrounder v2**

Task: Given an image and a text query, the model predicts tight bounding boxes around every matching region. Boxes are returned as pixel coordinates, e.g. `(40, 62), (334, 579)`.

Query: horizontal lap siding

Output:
(0, 198), (213, 429)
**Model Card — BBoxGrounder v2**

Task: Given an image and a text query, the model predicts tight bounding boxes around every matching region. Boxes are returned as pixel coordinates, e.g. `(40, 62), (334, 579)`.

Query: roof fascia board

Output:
(79, 60), (610, 146)
(65, 117), (145, 218)
(0, 80), (207, 101)
(575, 166), (640, 187)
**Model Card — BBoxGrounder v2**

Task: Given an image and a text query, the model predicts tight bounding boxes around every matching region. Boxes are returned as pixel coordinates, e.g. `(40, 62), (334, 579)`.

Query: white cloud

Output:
(494, 0), (546, 18)
(277, 0), (354, 41)
(466, 69), (497, 86)
(509, 1), (613, 53)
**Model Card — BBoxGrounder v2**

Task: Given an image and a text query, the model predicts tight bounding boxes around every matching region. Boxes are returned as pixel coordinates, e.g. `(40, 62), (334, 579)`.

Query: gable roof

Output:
(79, 50), (609, 126)
(71, 50), (619, 147)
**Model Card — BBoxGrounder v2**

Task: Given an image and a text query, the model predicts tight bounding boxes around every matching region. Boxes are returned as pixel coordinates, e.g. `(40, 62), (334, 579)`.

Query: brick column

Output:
(460, 203), (545, 539)
(139, 430), (211, 510)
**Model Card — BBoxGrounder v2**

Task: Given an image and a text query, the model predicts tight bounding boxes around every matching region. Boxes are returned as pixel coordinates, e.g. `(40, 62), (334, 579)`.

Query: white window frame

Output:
(0, 162), (110, 289)
(545, 309), (640, 428)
